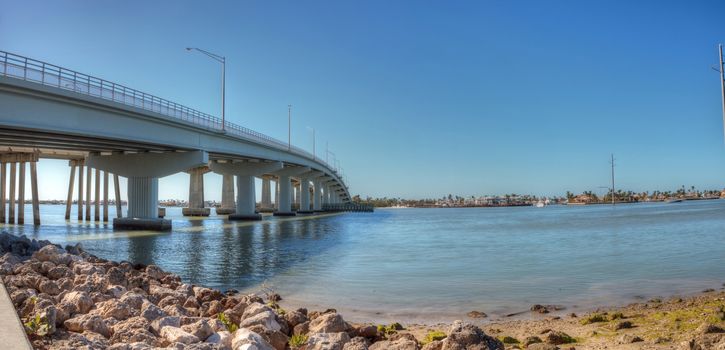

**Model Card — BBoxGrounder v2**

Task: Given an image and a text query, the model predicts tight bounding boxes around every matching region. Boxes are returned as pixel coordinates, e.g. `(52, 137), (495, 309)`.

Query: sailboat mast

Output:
(610, 154), (615, 206)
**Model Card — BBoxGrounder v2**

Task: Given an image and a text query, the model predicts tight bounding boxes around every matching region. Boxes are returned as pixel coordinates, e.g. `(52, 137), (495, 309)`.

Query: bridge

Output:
(0, 50), (351, 230)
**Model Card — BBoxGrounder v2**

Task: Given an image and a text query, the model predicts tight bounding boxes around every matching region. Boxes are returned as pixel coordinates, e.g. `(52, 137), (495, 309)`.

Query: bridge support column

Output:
(77, 162), (84, 220)
(271, 166), (310, 216)
(299, 180), (311, 213)
(114, 174), (122, 218)
(182, 166), (211, 216)
(85, 165), (91, 221)
(209, 160), (283, 221)
(17, 162), (25, 225)
(103, 171), (109, 222)
(65, 160), (78, 220)
(260, 177), (273, 212)
(313, 180), (323, 212)
(275, 175), (293, 215)
(94, 169), (101, 221)
(0, 154), (40, 225)
(0, 162), (5, 223)
(232, 175), (258, 220)
(87, 150), (208, 231)
(216, 174), (236, 215)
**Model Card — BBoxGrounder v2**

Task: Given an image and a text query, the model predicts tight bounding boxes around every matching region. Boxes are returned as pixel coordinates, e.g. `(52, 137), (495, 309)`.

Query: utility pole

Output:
(718, 44), (725, 140)
(288, 104), (292, 151)
(610, 154), (615, 206)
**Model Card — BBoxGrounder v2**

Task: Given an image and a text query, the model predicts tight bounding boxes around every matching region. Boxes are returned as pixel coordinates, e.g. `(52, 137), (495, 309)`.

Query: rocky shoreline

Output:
(1, 232), (725, 350)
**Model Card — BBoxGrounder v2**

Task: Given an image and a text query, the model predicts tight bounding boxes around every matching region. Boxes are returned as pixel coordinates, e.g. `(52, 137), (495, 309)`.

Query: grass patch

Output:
(499, 336), (520, 344)
(581, 313), (608, 325)
(423, 330), (447, 344)
(289, 334), (308, 348)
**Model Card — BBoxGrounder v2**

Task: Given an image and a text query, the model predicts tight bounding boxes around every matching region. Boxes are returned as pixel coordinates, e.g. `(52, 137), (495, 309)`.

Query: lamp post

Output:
(186, 47), (225, 131)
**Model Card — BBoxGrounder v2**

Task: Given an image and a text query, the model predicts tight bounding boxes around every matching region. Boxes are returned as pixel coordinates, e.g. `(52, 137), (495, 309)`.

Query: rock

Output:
(307, 332), (351, 350)
(120, 292), (147, 310)
(204, 299), (225, 317)
(697, 323), (724, 335)
(247, 325), (289, 350)
(284, 310), (309, 329)
(206, 331), (233, 348)
(194, 286), (224, 303)
(467, 311), (487, 319)
(242, 302), (275, 320)
(149, 284), (184, 303)
(107, 266), (127, 286)
(182, 318), (216, 342)
(150, 316), (181, 335)
(32, 245), (72, 266)
(110, 316), (158, 345)
(523, 336), (542, 346)
(47, 265), (73, 280)
(164, 303), (195, 317)
(309, 313), (348, 334)
(421, 341), (442, 350)
(231, 328), (275, 350)
(61, 291), (94, 314)
(530, 305), (549, 314)
(139, 300), (167, 321)
(97, 298), (136, 320)
(369, 333), (418, 350)
(294, 321), (310, 335)
(64, 314), (111, 338)
(161, 326), (200, 344)
(354, 325), (378, 338)
(441, 321), (503, 350)
(38, 305), (57, 334)
(38, 278), (61, 295)
(107, 285), (127, 298)
(240, 310), (282, 332)
(616, 334), (643, 344)
(343, 336), (369, 350)
(145, 265), (165, 280)
(614, 321), (633, 330)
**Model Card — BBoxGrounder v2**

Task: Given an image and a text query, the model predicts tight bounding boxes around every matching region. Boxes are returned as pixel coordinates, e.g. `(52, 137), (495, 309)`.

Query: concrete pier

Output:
(87, 151), (208, 230)
(114, 174), (122, 218)
(17, 162), (24, 225)
(64, 160), (77, 220)
(271, 166), (310, 216)
(216, 174), (236, 215)
(182, 166), (211, 216)
(209, 160), (283, 220)
(8, 162), (15, 223)
(261, 177), (273, 211)
(0, 162), (5, 223)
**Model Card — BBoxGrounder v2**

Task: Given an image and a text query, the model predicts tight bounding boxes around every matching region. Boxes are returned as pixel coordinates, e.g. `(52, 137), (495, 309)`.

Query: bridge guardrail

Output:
(0, 50), (347, 192)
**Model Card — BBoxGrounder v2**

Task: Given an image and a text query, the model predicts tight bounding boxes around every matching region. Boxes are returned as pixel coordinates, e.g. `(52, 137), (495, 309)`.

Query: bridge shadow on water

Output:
(6, 212), (351, 292)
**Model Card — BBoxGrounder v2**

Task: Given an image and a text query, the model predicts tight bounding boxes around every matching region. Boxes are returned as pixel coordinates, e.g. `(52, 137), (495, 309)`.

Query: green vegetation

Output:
(267, 301), (286, 316)
(23, 313), (50, 337)
(610, 312), (625, 320)
(499, 336), (520, 344)
(377, 323), (403, 336)
(217, 313), (238, 332)
(423, 330), (447, 344)
(289, 334), (308, 348)
(581, 313), (608, 325)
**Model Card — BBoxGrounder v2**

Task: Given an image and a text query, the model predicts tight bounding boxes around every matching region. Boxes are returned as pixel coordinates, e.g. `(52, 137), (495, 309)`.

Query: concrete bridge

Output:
(0, 50), (350, 230)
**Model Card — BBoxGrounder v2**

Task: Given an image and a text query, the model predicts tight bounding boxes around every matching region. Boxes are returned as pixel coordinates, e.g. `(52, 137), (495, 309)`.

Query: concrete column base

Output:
(296, 210), (315, 214)
(258, 208), (275, 213)
(182, 207), (211, 216)
(273, 211), (297, 217)
(113, 218), (171, 231)
(228, 213), (263, 221)
(216, 208), (236, 215)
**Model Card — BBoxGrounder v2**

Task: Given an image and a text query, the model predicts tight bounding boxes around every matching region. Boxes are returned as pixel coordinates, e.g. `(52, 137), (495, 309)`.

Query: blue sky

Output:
(1, 0), (724, 200)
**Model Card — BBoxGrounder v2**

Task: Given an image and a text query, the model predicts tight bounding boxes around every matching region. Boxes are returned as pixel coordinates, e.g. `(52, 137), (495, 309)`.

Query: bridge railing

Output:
(0, 50), (347, 190)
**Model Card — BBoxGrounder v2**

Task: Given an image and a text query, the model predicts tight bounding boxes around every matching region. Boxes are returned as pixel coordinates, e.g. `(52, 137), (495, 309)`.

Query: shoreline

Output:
(2, 232), (725, 349)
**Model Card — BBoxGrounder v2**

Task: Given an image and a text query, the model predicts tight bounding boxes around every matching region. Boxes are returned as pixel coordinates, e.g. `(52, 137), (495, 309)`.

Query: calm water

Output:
(4, 200), (725, 323)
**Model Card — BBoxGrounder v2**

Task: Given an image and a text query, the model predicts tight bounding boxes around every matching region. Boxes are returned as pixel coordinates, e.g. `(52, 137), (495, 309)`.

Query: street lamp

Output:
(288, 104), (292, 151)
(186, 47), (226, 131)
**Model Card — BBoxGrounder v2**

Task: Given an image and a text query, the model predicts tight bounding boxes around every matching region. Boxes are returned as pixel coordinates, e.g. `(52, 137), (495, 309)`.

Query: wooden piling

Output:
(94, 168), (100, 221)
(114, 174), (122, 218)
(8, 163), (15, 224)
(0, 162), (5, 223)
(103, 171), (109, 222)
(17, 162), (25, 225)
(31, 162), (39, 225)
(77, 162), (84, 220)
(65, 161), (76, 220)
(85, 165), (91, 220)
